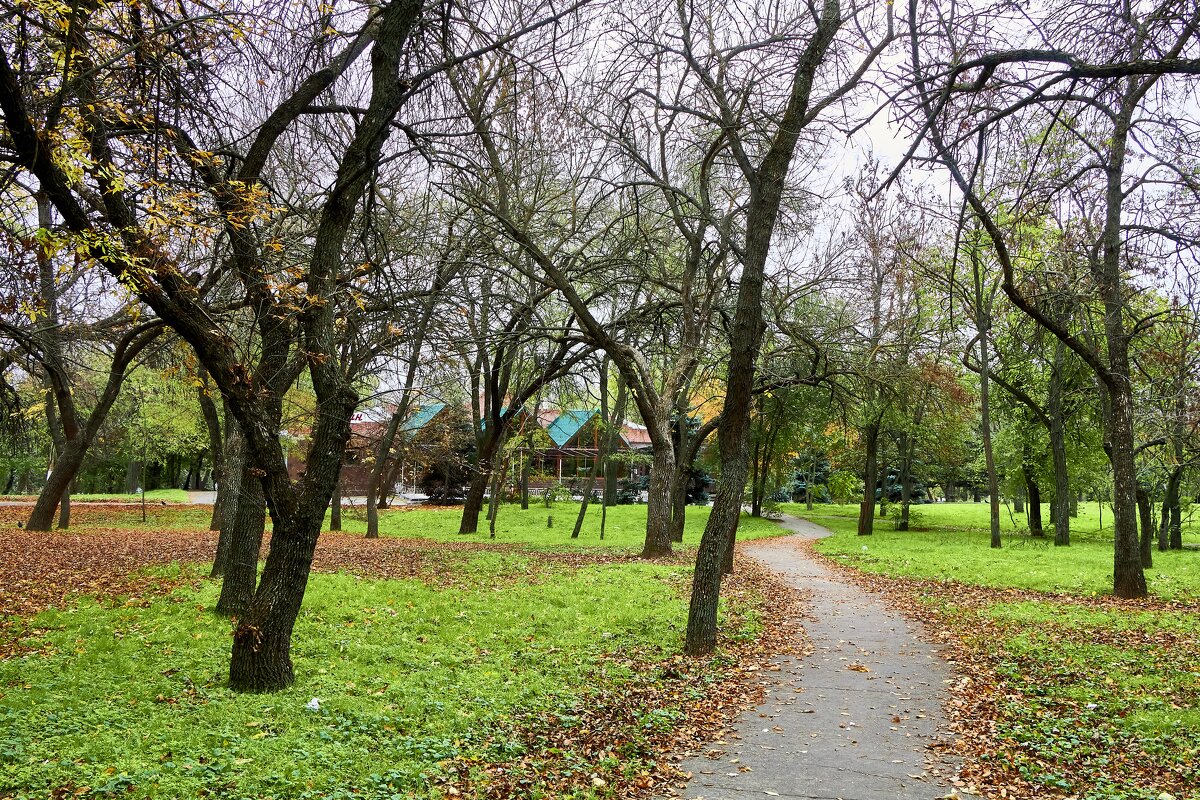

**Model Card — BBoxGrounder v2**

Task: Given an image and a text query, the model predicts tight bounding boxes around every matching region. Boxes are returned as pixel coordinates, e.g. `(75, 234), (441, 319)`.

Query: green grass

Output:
(786, 502), (1200, 799)
(951, 599), (1200, 798)
(782, 502), (1200, 600)
(784, 499), (1200, 544)
(335, 501), (787, 550)
(0, 554), (749, 799)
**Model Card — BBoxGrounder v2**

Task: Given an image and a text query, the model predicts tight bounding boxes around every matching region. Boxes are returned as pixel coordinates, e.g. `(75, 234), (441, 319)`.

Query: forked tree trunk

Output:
(27, 439), (86, 531)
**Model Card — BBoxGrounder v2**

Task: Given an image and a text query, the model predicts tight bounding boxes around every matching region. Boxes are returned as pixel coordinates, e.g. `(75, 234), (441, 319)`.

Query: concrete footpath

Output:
(673, 515), (971, 800)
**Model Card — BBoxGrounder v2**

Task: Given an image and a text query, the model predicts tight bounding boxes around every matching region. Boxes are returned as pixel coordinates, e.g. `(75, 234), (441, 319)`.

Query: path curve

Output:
(674, 515), (972, 800)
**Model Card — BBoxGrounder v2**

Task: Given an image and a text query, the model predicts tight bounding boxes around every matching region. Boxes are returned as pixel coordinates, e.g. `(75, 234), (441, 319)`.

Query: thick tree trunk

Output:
(642, 446), (675, 557)
(603, 459), (617, 506)
(227, 509), (317, 692)
(857, 422), (880, 536)
(685, 0), (842, 655)
(1105, 382), (1148, 598)
(460, 428), (505, 534)
(227, 384), (359, 691)
(58, 485), (70, 530)
(1169, 493), (1183, 550)
(460, 469), (490, 534)
(1013, 491), (1025, 514)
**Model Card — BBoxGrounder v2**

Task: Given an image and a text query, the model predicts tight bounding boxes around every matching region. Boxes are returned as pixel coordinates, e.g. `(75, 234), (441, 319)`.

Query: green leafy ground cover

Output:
(1, 503), (790, 799)
(788, 503), (1200, 800)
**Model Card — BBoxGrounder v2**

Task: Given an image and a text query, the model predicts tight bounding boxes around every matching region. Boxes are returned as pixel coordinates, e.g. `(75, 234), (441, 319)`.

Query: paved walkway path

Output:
(675, 515), (969, 800)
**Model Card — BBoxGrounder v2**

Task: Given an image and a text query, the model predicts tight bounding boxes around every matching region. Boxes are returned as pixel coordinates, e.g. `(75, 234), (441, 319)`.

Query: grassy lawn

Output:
(0, 502), (787, 799)
(334, 501), (787, 550)
(780, 502), (1200, 600)
(785, 502), (1200, 800)
(785, 499), (1200, 544)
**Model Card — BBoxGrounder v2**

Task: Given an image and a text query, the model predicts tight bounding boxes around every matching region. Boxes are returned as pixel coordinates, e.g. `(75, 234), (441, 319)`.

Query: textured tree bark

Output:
(210, 418), (244, 579)
(215, 464), (266, 617)
(57, 483), (71, 530)
(642, 447), (676, 557)
(1105, 377), (1148, 597)
(459, 436), (497, 535)
(520, 456), (531, 510)
(857, 422), (880, 536)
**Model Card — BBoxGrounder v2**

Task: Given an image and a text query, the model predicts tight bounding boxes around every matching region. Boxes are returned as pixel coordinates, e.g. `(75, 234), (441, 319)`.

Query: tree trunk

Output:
(684, 0), (842, 656)
(460, 469), (490, 534)
(896, 432), (911, 531)
(1158, 481), (1174, 552)
(976, 325), (1001, 549)
(1105, 380), (1148, 597)
(26, 439), (86, 531)
(329, 469), (342, 532)
(1136, 485), (1153, 569)
(749, 429), (763, 518)
(57, 484), (71, 530)
(857, 421), (880, 535)
(227, 508), (316, 692)
(641, 446), (675, 557)
(878, 445), (890, 519)
(520, 455), (530, 510)
(211, 415), (245, 578)
(603, 459), (618, 506)
(1025, 468), (1043, 537)
(1013, 491), (1025, 514)
(216, 470), (266, 617)
(669, 470), (688, 543)
(1170, 492), (1183, 550)
(1048, 342), (1071, 546)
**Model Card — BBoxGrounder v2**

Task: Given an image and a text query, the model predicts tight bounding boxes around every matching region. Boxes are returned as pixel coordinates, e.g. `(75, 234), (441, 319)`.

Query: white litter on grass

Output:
(306, 697), (321, 711)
